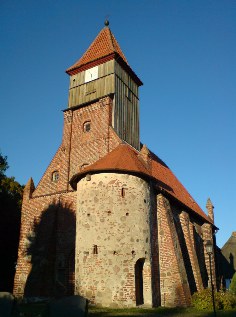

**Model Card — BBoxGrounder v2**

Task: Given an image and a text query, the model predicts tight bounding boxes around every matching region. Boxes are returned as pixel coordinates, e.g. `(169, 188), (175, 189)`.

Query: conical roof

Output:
(66, 26), (128, 74)
(70, 143), (212, 224)
(70, 144), (150, 182)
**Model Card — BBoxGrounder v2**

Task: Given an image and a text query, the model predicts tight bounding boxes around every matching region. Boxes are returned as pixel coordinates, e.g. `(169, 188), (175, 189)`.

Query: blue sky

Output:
(0, 0), (235, 248)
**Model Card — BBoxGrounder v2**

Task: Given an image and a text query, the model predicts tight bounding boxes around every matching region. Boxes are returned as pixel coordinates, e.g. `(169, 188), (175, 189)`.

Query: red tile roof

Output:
(70, 144), (211, 223)
(66, 26), (128, 73)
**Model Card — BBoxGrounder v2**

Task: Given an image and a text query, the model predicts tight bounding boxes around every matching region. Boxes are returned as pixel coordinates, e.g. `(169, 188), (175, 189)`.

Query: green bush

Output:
(192, 288), (215, 310)
(192, 288), (236, 310)
(217, 290), (236, 310)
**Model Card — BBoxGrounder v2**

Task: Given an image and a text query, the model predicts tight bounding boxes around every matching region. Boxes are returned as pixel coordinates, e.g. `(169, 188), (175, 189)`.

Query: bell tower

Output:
(66, 21), (143, 150)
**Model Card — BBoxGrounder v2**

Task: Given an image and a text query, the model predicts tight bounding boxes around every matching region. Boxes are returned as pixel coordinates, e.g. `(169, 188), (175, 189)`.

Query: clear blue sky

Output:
(0, 0), (235, 248)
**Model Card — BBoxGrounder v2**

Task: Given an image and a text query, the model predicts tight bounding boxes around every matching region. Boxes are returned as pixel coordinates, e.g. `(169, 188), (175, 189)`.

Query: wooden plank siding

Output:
(68, 60), (115, 108)
(67, 59), (140, 150)
(113, 61), (140, 150)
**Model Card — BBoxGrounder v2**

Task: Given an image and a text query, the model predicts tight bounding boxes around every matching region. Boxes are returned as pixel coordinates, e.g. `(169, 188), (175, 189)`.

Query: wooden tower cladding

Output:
(113, 61), (140, 150)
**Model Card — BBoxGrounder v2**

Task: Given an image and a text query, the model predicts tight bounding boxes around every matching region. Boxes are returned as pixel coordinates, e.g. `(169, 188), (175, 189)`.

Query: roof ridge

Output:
(66, 26), (129, 73)
(107, 27), (115, 52)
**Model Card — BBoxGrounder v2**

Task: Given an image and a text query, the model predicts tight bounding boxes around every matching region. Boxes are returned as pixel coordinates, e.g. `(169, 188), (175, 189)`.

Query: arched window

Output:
(52, 171), (59, 182)
(83, 121), (91, 132)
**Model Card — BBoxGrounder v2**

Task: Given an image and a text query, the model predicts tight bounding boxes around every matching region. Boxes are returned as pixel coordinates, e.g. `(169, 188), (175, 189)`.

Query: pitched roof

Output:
(222, 232), (236, 255)
(70, 143), (211, 223)
(66, 26), (128, 73)
(221, 232), (236, 274)
(149, 151), (209, 221)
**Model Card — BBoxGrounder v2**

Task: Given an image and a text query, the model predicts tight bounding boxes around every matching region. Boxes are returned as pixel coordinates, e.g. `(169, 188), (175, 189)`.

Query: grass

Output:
(16, 303), (236, 317)
(88, 307), (236, 317)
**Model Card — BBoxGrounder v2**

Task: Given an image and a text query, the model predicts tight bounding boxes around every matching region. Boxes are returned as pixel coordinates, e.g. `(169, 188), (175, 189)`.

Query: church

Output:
(14, 21), (218, 307)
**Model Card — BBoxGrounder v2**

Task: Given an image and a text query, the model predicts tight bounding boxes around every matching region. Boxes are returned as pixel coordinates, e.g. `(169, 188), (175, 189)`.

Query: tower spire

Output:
(66, 25), (129, 75)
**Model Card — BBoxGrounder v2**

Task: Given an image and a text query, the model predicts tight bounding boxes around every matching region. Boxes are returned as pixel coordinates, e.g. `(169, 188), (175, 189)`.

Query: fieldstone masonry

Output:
(76, 173), (152, 307)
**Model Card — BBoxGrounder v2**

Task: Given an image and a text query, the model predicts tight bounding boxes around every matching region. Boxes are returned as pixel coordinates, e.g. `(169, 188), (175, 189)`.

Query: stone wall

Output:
(75, 173), (153, 307)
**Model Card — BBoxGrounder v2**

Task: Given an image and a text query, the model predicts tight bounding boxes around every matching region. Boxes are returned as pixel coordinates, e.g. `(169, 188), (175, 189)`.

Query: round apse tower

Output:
(73, 171), (154, 307)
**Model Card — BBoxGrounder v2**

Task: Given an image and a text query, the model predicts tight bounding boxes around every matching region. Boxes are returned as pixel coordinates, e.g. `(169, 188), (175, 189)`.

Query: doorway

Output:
(135, 258), (145, 305)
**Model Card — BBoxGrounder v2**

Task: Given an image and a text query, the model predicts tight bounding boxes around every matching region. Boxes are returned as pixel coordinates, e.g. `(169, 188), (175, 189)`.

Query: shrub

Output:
(217, 290), (236, 310)
(192, 288), (236, 310)
(192, 288), (215, 310)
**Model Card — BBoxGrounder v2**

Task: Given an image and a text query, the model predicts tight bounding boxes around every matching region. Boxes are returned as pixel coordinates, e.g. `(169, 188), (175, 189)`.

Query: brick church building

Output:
(14, 22), (218, 307)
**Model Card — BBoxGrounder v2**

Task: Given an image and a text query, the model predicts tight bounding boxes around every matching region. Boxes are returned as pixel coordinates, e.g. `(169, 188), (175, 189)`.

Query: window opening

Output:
(121, 188), (125, 197)
(93, 245), (98, 255)
(52, 171), (59, 182)
(83, 121), (91, 132)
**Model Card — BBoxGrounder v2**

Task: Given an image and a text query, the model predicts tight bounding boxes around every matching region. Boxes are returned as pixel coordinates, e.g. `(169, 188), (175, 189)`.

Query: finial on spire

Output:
(104, 19), (109, 27)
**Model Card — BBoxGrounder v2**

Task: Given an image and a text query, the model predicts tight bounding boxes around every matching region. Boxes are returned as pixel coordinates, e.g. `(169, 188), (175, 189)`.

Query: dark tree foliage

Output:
(0, 151), (24, 292)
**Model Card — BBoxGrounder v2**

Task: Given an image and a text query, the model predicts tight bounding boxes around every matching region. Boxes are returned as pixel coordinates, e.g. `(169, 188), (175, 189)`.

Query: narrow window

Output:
(121, 188), (125, 198)
(83, 121), (91, 132)
(93, 245), (98, 255)
(52, 171), (59, 182)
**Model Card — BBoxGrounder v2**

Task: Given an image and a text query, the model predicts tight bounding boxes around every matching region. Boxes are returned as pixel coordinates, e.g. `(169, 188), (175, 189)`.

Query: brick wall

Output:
(14, 192), (76, 297)
(32, 95), (120, 198)
(157, 194), (192, 307)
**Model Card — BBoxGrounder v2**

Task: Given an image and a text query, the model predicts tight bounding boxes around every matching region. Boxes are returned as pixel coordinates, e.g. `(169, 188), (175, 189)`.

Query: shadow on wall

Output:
(172, 214), (208, 294)
(193, 228), (208, 288)
(218, 251), (235, 287)
(174, 217), (197, 295)
(24, 200), (76, 298)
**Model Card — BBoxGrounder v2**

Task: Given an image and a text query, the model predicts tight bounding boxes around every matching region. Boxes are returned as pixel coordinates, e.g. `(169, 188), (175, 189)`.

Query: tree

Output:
(229, 272), (236, 295)
(0, 151), (24, 292)
(0, 153), (8, 180)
